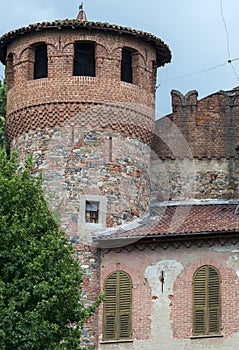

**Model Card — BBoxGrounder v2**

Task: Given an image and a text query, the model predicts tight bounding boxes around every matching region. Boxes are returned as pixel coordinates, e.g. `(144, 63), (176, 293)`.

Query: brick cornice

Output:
(101, 232), (239, 254)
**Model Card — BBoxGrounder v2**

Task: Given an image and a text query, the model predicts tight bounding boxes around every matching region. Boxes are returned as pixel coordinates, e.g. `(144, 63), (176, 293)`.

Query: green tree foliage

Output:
(0, 78), (6, 146)
(0, 149), (99, 349)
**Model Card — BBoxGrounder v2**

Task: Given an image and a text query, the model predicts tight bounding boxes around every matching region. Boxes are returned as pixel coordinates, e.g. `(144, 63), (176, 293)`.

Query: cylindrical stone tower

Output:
(0, 6), (171, 346)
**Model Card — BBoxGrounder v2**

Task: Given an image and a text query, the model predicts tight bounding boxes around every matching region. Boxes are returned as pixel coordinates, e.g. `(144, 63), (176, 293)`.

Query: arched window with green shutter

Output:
(193, 265), (221, 336)
(103, 270), (132, 341)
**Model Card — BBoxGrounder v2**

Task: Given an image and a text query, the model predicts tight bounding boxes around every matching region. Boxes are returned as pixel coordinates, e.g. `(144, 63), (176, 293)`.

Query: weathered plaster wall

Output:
(98, 243), (239, 350)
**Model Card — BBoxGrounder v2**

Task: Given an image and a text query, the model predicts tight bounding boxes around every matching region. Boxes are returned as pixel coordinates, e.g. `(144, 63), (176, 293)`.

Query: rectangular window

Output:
(121, 48), (133, 83)
(6, 53), (14, 90)
(85, 201), (99, 223)
(79, 194), (106, 229)
(34, 43), (48, 79)
(73, 42), (95, 77)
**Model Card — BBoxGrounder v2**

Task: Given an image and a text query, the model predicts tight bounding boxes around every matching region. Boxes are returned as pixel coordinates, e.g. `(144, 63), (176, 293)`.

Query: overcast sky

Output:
(0, 0), (239, 116)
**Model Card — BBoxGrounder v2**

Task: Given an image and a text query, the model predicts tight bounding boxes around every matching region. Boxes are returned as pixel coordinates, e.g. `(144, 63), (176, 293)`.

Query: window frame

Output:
(192, 265), (221, 337)
(85, 201), (99, 224)
(103, 270), (132, 341)
(121, 47), (138, 84)
(33, 42), (48, 80)
(73, 41), (96, 77)
(79, 194), (106, 229)
(6, 53), (14, 90)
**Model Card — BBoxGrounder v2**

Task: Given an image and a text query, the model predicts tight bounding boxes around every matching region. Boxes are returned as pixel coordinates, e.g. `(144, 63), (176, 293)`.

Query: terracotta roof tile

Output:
(94, 204), (239, 244)
(0, 19), (171, 66)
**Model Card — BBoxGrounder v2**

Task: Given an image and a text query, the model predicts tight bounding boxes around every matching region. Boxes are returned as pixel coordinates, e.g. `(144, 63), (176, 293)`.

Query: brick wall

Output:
(154, 89), (239, 160)
(6, 30), (157, 142)
(152, 89), (239, 201)
(99, 242), (239, 350)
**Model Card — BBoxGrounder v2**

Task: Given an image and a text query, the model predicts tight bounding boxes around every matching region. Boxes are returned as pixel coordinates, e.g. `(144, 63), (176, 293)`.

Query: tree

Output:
(0, 149), (100, 349)
(0, 78), (6, 146)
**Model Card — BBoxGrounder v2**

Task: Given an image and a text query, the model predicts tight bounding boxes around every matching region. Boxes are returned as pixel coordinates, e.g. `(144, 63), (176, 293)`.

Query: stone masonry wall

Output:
(15, 127), (151, 232)
(150, 158), (239, 202)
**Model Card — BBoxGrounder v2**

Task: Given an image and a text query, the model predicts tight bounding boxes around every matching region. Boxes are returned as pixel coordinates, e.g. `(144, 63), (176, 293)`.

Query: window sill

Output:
(190, 334), (223, 339)
(73, 75), (96, 79)
(120, 81), (138, 89)
(81, 223), (106, 230)
(33, 77), (48, 80)
(100, 339), (133, 344)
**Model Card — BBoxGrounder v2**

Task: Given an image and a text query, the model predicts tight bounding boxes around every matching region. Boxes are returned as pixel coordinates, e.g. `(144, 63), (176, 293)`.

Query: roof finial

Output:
(77, 2), (87, 21)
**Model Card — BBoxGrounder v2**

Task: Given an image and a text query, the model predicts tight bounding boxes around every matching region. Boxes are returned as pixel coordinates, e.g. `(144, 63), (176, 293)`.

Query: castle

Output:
(0, 4), (239, 350)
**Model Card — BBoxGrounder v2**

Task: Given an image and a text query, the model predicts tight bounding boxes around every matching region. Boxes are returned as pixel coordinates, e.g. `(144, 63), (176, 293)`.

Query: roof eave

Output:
(0, 20), (171, 66)
(93, 229), (239, 248)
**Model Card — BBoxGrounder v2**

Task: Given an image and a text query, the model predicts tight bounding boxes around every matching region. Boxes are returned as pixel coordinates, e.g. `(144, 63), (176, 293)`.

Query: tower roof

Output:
(76, 3), (87, 21)
(0, 19), (171, 67)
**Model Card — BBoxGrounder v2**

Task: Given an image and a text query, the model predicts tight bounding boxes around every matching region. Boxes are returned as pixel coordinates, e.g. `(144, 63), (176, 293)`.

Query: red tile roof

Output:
(93, 204), (239, 245)
(0, 20), (171, 66)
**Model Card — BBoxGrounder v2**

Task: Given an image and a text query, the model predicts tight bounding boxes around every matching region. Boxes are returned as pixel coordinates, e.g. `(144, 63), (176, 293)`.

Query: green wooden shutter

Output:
(193, 266), (206, 335)
(104, 272), (117, 340)
(193, 266), (221, 336)
(208, 266), (220, 334)
(119, 271), (132, 339)
(103, 271), (132, 340)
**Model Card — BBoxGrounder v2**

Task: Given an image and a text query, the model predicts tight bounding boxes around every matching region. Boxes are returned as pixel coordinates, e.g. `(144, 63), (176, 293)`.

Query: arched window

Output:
(103, 270), (132, 341)
(121, 47), (138, 84)
(33, 43), (48, 79)
(6, 53), (14, 90)
(73, 42), (95, 77)
(193, 265), (221, 336)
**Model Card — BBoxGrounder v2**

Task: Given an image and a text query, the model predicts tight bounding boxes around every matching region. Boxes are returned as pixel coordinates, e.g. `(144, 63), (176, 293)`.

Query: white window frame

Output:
(79, 194), (107, 230)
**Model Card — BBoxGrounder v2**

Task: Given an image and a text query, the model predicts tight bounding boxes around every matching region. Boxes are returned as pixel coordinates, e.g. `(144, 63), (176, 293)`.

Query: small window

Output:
(6, 53), (14, 90)
(151, 60), (157, 93)
(193, 265), (221, 336)
(79, 194), (106, 229)
(73, 42), (95, 77)
(103, 271), (132, 341)
(121, 48), (133, 83)
(34, 43), (48, 79)
(85, 201), (99, 223)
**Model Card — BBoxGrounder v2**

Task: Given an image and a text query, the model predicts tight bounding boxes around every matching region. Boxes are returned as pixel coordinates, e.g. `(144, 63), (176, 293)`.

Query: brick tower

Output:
(0, 5), (171, 347)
